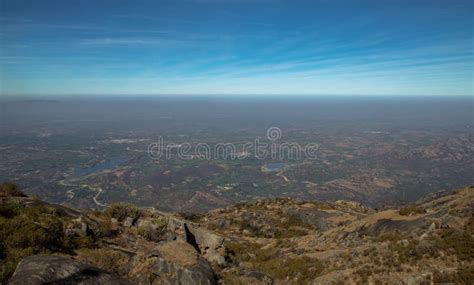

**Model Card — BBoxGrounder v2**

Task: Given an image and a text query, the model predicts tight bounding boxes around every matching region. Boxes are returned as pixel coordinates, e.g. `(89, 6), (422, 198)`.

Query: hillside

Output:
(0, 182), (473, 284)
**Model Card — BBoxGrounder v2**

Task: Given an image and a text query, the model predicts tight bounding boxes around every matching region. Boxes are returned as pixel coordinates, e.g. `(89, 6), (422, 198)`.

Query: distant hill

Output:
(1, 182), (473, 284)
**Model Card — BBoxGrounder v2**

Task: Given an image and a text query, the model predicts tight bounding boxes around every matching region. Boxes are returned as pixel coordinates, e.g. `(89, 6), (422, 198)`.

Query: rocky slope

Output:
(0, 182), (473, 284)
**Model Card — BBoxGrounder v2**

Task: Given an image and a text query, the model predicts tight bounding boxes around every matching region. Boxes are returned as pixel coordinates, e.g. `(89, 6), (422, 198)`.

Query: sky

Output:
(0, 0), (473, 96)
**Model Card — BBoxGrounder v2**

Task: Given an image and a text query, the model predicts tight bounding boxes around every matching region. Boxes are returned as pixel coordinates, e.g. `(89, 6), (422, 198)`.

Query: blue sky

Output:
(0, 0), (473, 96)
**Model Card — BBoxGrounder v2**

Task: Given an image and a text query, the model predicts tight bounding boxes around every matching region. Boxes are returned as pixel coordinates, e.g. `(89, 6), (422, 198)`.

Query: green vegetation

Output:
(231, 212), (312, 239)
(386, 222), (474, 267)
(0, 200), (85, 283)
(137, 217), (168, 242)
(226, 241), (324, 284)
(93, 215), (119, 238)
(105, 203), (142, 222)
(78, 248), (130, 276)
(435, 229), (474, 261)
(389, 239), (440, 264)
(0, 181), (472, 284)
(259, 255), (323, 284)
(0, 182), (25, 197)
(177, 212), (202, 222)
(355, 265), (373, 283)
(0, 199), (23, 218)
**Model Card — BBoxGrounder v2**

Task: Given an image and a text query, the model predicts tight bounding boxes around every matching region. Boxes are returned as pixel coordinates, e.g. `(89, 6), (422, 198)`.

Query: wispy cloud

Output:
(78, 36), (208, 48)
(1, 0), (472, 96)
(110, 14), (196, 25)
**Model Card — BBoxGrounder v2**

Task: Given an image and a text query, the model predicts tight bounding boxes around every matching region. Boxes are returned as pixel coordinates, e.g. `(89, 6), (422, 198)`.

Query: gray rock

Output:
(440, 223), (450, 229)
(165, 218), (228, 266)
(123, 217), (136, 228)
(285, 208), (332, 231)
(186, 224), (227, 266)
(136, 241), (216, 285)
(359, 218), (430, 236)
(148, 256), (216, 285)
(65, 218), (90, 237)
(216, 218), (231, 228)
(8, 254), (132, 285)
(428, 222), (436, 231)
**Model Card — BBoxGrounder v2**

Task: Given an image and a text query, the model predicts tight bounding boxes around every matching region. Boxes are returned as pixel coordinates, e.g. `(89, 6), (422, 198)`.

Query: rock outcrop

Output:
(132, 241), (216, 285)
(3, 185), (473, 285)
(8, 255), (132, 285)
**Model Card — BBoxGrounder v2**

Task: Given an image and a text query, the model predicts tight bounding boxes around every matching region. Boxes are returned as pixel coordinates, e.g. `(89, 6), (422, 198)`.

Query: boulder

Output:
(166, 217), (228, 266)
(285, 208), (332, 231)
(185, 224), (227, 266)
(133, 241), (216, 285)
(8, 254), (132, 285)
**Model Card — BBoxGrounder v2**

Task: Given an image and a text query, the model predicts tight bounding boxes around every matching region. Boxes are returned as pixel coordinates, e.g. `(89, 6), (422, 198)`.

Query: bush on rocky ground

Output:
(0, 182), (25, 197)
(105, 203), (142, 222)
(0, 199), (87, 283)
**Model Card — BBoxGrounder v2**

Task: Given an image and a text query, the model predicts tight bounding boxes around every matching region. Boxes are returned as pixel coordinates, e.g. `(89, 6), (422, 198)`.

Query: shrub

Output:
(78, 248), (130, 275)
(258, 255), (324, 284)
(63, 235), (95, 249)
(0, 203), (90, 283)
(0, 183), (25, 197)
(234, 214), (310, 239)
(177, 212), (202, 222)
(433, 266), (474, 284)
(105, 203), (142, 222)
(1, 209), (64, 252)
(0, 247), (34, 283)
(0, 200), (23, 218)
(137, 217), (168, 242)
(355, 266), (373, 283)
(377, 230), (401, 242)
(95, 218), (119, 238)
(436, 229), (474, 261)
(226, 241), (323, 284)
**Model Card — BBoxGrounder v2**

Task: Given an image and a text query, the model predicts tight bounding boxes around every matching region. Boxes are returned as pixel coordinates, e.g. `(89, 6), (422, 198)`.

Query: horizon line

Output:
(1, 93), (473, 101)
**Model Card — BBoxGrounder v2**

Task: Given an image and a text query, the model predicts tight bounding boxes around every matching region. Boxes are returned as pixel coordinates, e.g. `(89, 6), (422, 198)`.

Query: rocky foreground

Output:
(0, 183), (473, 284)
